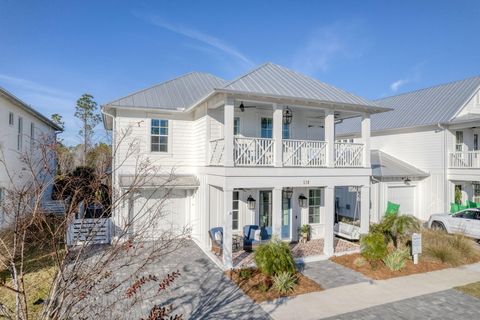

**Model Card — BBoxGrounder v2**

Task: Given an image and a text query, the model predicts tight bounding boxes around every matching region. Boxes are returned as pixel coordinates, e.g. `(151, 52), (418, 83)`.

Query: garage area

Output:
(387, 185), (416, 215)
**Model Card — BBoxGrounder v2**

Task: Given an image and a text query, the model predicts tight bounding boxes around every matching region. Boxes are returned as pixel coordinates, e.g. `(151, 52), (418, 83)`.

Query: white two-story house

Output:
(102, 63), (389, 268)
(0, 86), (62, 225)
(337, 76), (480, 222)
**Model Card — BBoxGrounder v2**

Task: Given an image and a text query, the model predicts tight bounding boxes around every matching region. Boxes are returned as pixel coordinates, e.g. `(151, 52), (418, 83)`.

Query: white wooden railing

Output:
(449, 151), (480, 168)
(283, 140), (327, 167)
(234, 137), (274, 166)
(209, 138), (225, 166)
(67, 218), (112, 246)
(335, 142), (364, 167)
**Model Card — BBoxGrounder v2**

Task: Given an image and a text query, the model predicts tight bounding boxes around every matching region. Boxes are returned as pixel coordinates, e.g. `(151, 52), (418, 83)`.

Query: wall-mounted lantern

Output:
(283, 107), (293, 125)
(298, 194), (308, 208)
(247, 195), (256, 210)
(283, 187), (293, 199)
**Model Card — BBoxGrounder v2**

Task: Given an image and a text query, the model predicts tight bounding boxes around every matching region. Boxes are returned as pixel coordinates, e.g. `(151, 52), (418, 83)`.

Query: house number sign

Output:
(412, 233), (422, 264)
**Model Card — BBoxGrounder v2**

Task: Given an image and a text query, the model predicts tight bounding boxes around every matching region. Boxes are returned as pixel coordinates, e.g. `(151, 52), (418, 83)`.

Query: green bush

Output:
(382, 248), (410, 271)
(254, 239), (296, 277)
(360, 232), (388, 263)
(272, 272), (297, 294)
(380, 214), (420, 248)
(239, 268), (253, 280)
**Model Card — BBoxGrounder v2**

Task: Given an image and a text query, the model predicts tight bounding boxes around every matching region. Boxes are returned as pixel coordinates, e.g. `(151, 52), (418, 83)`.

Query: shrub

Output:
(239, 268), (253, 280)
(254, 239), (296, 277)
(423, 229), (478, 266)
(381, 215), (420, 248)
(272, 272), (297, 294)
(353, 257), (367, 267)
(382, 248), (410, 271)
(257, 282), (269, 292)
(360, 232), (388, 264)
(424, 243), (461, 265)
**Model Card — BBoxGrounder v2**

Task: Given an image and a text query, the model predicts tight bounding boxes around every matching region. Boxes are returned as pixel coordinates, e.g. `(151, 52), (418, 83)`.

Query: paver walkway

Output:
(261, 262), (480, 320)
(324, 289), (480, 320)
(297, 260), (370, 289)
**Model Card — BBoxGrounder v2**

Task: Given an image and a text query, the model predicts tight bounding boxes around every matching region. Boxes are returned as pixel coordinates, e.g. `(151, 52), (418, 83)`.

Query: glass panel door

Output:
(281, 196), (291, 239)
(259, 191), (272, 228)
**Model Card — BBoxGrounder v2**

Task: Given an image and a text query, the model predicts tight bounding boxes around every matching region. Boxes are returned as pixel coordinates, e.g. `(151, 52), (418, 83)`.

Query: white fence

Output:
(209, 138), (225, 166)
(67, 218), (112, 246)
(283, 140), (327, 167)
(335, 143), (364, 167)
(449, 151), (480, 168)
(234, 137), (274, 166)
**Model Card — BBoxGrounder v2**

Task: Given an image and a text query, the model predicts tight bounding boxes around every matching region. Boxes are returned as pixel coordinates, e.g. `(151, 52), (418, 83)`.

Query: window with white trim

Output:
(8, 112), (14, 126)
(474, 184), (480, 203)
(232, 191), (239, 230)
(30, 122), (35, 152)
(308, 189), (323, 224)
(283, 122), (290, 139)
(150, 119), (169, 152)
(455, 131), (463, 152)
(474, 134), (478, 151)
(234, 117), (240, 135)
(17, 117), (23, 151)
(261, 117), (273, 138)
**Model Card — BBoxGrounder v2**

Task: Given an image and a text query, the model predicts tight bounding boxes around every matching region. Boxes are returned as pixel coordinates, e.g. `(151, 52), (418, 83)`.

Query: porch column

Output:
(361, 113), (371, 168)
(223, 188), (233, 269)
(324, 186), (335, 256)
(272, 187), (282, 238)
(273, 104), (283, 167)
(224, 98), (235, 167)
(325, 109), (335, 167)
(360, 185), (370, 234)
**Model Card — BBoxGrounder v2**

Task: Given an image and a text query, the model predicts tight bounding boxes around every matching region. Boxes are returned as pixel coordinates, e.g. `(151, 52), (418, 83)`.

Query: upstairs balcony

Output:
(449, 151), (480, 169)
(209, 138), (365, 168)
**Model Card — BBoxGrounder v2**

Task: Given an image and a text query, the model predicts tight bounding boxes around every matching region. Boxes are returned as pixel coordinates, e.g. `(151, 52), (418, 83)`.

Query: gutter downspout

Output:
(437, 122), (448, 213)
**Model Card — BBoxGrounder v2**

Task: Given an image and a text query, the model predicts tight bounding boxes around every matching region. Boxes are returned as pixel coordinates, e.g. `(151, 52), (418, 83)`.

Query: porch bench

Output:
(243, 225), (272, 251)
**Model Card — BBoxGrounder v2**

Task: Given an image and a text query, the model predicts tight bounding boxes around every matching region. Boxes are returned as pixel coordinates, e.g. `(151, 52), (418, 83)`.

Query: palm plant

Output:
(382, 214), (420, 248)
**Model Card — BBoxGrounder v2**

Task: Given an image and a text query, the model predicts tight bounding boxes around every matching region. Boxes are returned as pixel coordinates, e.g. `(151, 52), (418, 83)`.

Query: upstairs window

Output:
(283, 122), (290, 139)
(474, 134), (478, 151)
(151, 119), (168, 152)
(455, 131), (463, 152)
(8, 112), (14, 126)
(261, 117), (273, 138)
(17, 117), (23, 151)
(234, 117), (240, 136)
(30, 123), (35, 152)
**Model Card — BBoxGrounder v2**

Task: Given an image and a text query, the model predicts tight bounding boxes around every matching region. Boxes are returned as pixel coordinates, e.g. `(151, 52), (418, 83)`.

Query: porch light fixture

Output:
(239, 102), (245, 112)
(283, 107), (293, 125)
(247, 195), (256, 210)
(283, 187), (293, 199)
(298, 194), (308, 208)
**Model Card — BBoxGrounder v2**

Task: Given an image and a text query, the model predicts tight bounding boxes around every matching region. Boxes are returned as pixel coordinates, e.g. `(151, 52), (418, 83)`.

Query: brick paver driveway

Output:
(324, 289), (480, 320)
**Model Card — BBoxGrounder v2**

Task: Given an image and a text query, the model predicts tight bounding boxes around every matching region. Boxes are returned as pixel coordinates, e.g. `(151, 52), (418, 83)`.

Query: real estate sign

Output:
(412, 233), (422, 264)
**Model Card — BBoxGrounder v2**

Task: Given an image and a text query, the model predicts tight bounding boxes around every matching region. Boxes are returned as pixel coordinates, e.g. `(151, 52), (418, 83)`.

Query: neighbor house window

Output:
(17, 117), (23, 151)
(474, 134), (479, 151)
(150, 119), (168, 152)
(283, 123), (290, 139)
(308, 189), (323, 224)
(30, 123), (35, 152)
(8, 112), (14, 126)
(232, 191), (239, 230)
(234, 117), (240, 135)
(261, 117), (273, 138)
(455, 131), (463, 152)
(474, 184), (480, 203)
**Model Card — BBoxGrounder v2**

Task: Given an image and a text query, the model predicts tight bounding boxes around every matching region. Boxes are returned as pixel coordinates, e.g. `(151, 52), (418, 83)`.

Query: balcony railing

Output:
(208, 137), (364, 168)
(283, 139), (327, 167)
(334, 142), (364, 167)
(449, 151), (480, 168)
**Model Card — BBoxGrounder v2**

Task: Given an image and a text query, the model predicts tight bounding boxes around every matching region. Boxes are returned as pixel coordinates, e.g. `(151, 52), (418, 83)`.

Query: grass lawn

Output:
(0, 249), (59, 318)
(455, 282), (480, 299)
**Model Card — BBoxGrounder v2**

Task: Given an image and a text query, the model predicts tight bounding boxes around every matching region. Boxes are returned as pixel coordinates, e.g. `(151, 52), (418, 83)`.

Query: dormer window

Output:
(151, 119), (169, 152)
(8, 112), (14, 126)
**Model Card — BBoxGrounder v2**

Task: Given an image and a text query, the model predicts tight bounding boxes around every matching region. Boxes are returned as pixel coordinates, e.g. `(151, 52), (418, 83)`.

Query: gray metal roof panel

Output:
(222, 63), (378, 108)
(371, 150), (429, 178)
(106, 72), (227, 110)
(337, 76), (480, 135)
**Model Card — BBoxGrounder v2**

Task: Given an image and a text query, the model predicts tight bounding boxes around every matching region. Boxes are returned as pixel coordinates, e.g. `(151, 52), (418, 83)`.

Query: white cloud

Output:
(389, 61), (426, 93)
(292, 21), (368, 76)
(390, 79), (409, 92)
(136, 13), (254, 69)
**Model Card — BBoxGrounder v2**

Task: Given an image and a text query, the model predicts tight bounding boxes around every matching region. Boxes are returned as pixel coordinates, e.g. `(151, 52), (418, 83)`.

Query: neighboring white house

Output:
(0, 86), (63, 225)
(337, 76), (480, 222)
(102, 63), (390, 268)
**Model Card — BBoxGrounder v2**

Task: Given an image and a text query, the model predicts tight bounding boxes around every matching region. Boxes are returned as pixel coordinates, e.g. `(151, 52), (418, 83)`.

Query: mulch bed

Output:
(226, 268), (322, 303)
(331, 253), (473, 280)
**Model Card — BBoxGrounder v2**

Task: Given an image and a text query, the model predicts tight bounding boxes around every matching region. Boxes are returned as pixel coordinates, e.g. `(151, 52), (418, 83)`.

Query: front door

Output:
(281, 196), (291, 240)
(259, 190), (272, 228)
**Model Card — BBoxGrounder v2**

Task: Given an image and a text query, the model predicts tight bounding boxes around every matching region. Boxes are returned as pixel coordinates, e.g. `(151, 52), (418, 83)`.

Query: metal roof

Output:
(0, 86), (63, 131)
(371, 150), (429, 179)
(337, 76), (480, 135)
(105, 72), (227, 110)
(221, 63), (379, 108)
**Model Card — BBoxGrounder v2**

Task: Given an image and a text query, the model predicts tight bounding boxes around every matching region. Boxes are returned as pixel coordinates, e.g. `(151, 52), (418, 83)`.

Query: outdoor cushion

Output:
(253, 229), (261, 241)
(214, 231), (222, 242)
(209, 227), (223, 245)
(385, 201), (400, 216)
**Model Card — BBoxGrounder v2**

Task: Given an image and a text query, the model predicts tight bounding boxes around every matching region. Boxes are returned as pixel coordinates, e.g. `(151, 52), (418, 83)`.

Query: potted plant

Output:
(299, 224), (310, 243)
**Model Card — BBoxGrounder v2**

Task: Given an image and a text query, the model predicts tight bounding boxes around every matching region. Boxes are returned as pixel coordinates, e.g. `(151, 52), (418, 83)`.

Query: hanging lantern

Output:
(247, 195), (256, 210)
(283, 107), (293, 125)
(298, 194), (308, 208)
(283, 187), (293, 199)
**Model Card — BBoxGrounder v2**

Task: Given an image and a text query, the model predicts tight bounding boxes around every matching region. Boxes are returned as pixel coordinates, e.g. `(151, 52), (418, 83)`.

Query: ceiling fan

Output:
(238, 101), (257, 112)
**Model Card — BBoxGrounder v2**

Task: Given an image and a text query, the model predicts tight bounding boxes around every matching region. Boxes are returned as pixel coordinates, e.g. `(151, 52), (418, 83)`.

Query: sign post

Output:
(411, 233), (422, 264)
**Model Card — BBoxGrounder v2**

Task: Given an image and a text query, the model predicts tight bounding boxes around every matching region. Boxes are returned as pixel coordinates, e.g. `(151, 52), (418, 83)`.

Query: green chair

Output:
(450, 203), (460, 213)
(467, 200), (480, 208)
(385, 201), (400, 216)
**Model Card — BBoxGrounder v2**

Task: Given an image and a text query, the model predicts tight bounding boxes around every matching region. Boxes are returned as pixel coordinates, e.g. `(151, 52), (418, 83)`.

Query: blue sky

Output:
(1, 0), (479, 145)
